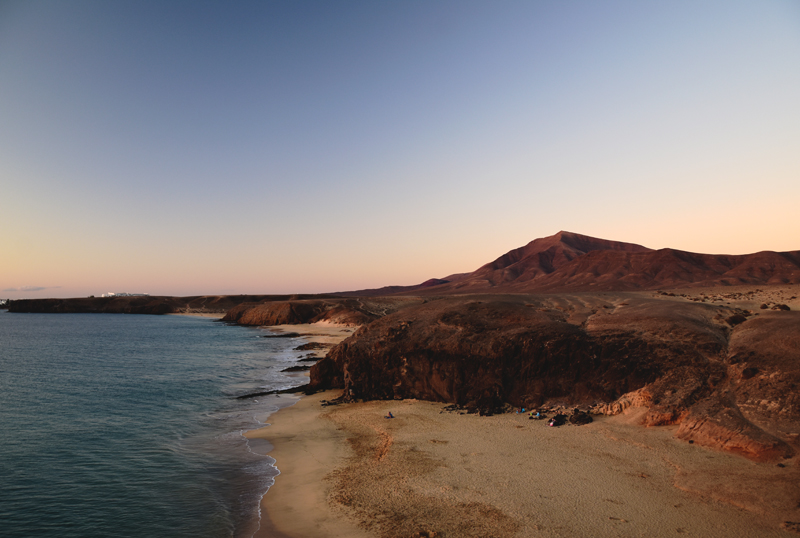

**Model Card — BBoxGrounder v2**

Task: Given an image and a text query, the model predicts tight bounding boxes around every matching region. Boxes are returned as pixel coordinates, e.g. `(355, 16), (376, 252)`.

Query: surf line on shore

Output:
(241, 395), (300, 538)
(245, 389), (369, 538)
(242, 322), (356, 538)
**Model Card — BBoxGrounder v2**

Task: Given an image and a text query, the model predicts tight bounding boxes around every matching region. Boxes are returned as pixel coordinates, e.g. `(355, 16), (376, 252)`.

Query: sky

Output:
(1, 0), (799, 299)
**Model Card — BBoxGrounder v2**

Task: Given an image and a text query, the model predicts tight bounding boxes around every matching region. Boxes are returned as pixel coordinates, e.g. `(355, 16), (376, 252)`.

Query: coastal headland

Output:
(5, 293), (342, 316)
(9, 231), (800, 536)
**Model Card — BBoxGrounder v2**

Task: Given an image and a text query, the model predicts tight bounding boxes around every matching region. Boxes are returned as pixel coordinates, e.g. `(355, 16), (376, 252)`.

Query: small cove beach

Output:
(252, 391), (799, 537)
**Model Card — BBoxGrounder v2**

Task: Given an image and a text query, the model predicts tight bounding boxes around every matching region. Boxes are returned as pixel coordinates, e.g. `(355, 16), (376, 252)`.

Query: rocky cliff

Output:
(220, 297), (422, 326)
(310, 294), (799, 462)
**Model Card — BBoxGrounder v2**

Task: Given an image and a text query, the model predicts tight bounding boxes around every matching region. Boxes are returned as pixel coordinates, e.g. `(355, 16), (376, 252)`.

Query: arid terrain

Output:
(9, 231), (800, 536)
(306, 289), (800, 462)
(341, 231), (800, 295)
(9, 232), (800, 463)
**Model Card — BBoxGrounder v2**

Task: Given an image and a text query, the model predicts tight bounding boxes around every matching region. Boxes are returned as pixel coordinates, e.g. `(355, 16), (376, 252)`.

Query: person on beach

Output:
(385, 411), (394, 419)
(548, 414), (566, 427)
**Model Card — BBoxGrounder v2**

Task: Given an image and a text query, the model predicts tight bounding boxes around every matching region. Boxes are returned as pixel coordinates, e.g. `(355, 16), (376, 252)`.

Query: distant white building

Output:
(101, 292), (150, 298)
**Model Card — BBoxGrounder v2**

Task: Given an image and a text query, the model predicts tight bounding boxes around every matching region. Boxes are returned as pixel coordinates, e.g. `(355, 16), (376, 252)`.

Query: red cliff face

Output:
(219, 297), (423, 326)
(681, 311), (800, 461)
(521, 249), (800, 292)
(311, 296), (799, 462)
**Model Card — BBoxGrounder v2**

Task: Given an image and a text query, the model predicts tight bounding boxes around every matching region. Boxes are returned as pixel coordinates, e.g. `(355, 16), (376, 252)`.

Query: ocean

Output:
(0, 311), (308, 538)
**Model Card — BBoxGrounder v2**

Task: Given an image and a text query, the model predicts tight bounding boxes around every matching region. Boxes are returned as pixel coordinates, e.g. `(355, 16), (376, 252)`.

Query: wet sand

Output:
(249, 391), (800, 538)
(249, 323), (364, 537)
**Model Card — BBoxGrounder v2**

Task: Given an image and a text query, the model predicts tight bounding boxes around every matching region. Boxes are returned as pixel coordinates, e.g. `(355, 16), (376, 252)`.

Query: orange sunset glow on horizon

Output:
(2, 1), (799, 300)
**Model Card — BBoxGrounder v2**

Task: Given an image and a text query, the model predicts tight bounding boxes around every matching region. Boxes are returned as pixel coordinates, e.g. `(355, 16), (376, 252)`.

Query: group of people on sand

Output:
(517, 407), (546, 420)
(516, 407), (568, 427)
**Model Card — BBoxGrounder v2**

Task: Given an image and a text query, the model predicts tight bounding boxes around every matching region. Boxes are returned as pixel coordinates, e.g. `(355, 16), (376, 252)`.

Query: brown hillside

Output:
(361, 232), (800, 295)
(518, 248), (800, 292)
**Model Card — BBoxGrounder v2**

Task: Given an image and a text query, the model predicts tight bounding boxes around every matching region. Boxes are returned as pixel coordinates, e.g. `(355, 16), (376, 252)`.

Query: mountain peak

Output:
(473, 232), (651, 284)
(347, 232), (800, 296)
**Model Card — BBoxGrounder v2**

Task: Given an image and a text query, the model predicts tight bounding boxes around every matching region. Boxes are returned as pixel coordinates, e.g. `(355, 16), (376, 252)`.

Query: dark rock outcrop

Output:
(222, 300), (333, 325)
(312, 297), (718, 409)
(314, 298), (616, 410)
(311, 295), (799, 461)
(721, 311), (800, 458)
(281, 365), (311, 372)
(569, 410), (593, 425)
(220, 297), (421, 327)
(8, 296), (181, 315)
(676, 393), (794, 461)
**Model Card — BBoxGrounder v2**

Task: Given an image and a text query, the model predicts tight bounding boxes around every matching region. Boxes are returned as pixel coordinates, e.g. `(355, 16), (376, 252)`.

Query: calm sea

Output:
(0, 311), (308, 538)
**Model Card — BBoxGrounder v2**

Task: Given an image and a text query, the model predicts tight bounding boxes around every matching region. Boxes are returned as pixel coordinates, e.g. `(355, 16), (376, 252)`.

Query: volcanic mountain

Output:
(347, 231), (800, 295)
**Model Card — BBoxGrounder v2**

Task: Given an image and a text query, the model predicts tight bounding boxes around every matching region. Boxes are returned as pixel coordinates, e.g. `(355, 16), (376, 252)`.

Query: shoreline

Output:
(167, 312), (224, 318)
(245, 323), (359, 538)
(264, 322), (357, 358)
(247, 391), (372, 538)
(248, 393), (799, 538)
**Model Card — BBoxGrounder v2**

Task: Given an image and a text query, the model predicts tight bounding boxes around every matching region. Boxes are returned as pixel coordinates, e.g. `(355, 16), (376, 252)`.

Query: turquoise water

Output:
(0, 311), (307, 537)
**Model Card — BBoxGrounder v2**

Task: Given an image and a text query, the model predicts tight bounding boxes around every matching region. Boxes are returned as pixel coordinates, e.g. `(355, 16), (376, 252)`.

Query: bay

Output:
(0, 311), (306, 538)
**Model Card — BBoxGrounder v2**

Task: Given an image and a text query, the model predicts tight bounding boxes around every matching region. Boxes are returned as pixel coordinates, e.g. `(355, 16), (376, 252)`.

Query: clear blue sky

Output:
(2, 0), (799, 298)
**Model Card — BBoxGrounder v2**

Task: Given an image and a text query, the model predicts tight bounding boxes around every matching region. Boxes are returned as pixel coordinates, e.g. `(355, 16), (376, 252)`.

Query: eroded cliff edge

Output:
(307, 293), (799, 462)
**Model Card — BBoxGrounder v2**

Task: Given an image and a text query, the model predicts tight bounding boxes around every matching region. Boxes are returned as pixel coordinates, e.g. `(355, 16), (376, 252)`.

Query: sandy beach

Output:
(241, 292), (800, 538)
(265, 322), (357, 358)
(168, 312), (225, 318)
(249, 390), (800, 538)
